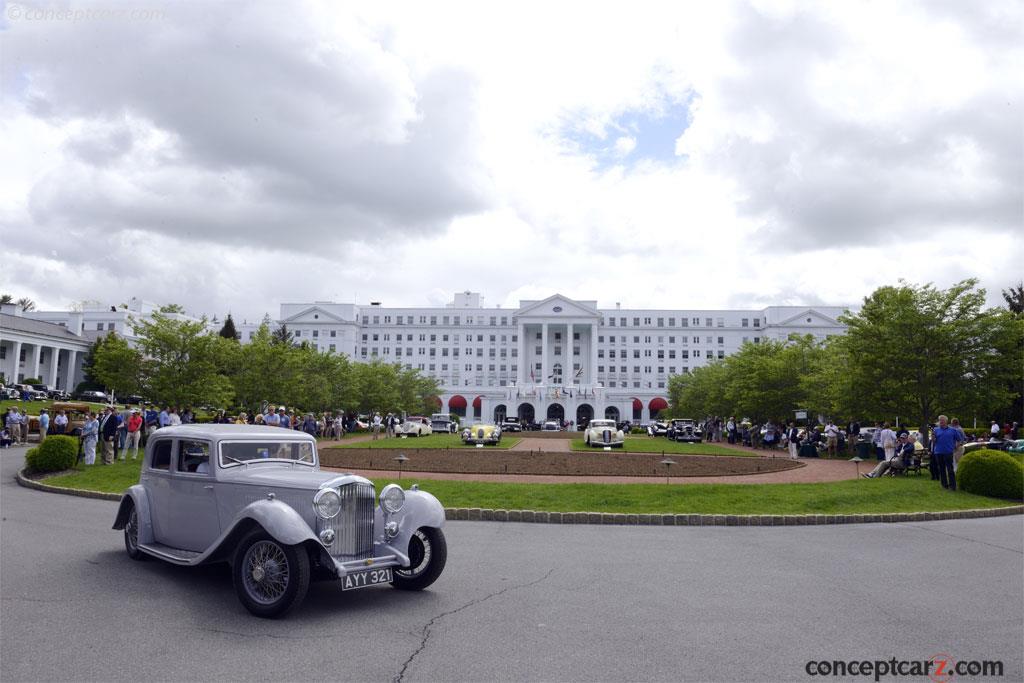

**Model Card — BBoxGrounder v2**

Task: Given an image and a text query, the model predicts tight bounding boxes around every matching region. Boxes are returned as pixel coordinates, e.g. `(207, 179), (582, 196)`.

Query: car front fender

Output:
(111, 485), (155, 545)
(385, 488), (445, 562)
(228, 498), (318, 547)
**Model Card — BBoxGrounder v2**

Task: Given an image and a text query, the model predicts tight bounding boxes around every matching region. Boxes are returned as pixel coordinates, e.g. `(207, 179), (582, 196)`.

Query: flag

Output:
(530, 369), (535, 382)
(575, 367), (583, 378)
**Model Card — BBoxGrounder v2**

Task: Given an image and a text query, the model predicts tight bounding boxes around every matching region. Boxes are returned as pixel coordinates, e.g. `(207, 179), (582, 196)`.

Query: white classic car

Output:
(112, 425), (447, 618)
(583, 419), (625, 448)
(396, 416), (433, 437)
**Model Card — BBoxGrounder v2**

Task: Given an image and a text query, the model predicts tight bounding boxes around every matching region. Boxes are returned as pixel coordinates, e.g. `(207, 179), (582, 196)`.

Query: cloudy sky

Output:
(1, 0), (1020, 324)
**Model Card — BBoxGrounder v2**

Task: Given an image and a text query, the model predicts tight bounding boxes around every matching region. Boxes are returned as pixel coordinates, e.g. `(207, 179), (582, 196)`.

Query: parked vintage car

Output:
(666, 418), (702, 442)
(583, 419), (625, 448)
(0, 384), (19, 399)
(649, 421), (669, 437)
(396, 416), (433, 437)
(429, 413), (459, 434)
(541, 421), (561, 431)
(462, 423), (502, 445)
(500, 419), (522, 432)
(111, 425), (447, 618)
(75, 389), (110, 403)
(1006, 439), (1024, 454)
(12, 383), (46, 400)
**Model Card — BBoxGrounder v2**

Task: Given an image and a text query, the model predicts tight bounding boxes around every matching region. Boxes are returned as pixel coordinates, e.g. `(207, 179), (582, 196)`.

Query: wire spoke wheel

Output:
(396, 530), (432, 578)
(125, 508), (139, 552)
(242, 541), (291, 605)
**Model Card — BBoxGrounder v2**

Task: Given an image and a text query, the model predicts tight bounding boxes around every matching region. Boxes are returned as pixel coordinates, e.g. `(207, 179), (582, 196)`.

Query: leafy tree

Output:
(78, 338), (107, 391)
(839, 279), (1023, 440)
(90, 332), (144, 399)
(158, 303), (185, 314)
(1003, 282), (1023, 316)
(229, 324), (300, 410)
(131, 312), (234, 407)
(0, 294), (12, 304)
(219, 313), (240, 341)
(16, 298), (35, 312)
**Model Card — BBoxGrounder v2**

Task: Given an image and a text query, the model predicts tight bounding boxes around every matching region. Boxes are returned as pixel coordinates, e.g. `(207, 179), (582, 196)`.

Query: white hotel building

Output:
(243, 292), (850, 426)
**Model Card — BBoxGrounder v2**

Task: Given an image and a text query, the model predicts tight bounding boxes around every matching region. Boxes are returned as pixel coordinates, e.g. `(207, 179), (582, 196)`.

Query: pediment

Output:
(515, 294), (600, 320)
(280, 306), (348, 325)
(775, 308), (840, 327)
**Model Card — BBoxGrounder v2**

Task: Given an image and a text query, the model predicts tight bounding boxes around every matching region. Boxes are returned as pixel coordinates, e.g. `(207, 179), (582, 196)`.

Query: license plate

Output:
(341, 567), (393, 591)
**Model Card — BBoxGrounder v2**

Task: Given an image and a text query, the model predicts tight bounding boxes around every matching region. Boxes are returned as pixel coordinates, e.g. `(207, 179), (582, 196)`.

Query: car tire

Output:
(124, 503), (146, 561)
(391, 527), (447, 591)
(232, 531), (310, 618)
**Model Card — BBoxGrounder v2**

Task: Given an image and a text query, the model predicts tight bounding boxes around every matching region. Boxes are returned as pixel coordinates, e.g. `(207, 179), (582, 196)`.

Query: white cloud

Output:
(1, 0), (1020, 321)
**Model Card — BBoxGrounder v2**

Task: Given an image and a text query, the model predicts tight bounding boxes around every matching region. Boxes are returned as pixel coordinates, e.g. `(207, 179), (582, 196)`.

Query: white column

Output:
(29, 344), (41, 380)
(541, 322), (548, 388)
(517, 321), (526, 385)
(48, 347), (60, 388)
(9, 340), (22, 382)
(590, 322), (599, 385)
(65, 349), (78, 391)
(566, 323), (573, 386)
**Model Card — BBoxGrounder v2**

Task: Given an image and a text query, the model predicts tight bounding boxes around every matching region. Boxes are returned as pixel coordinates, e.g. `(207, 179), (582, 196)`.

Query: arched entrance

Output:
(517, 403), (535, 424)
(649, 397), (668, 420)
(546, 403), (564, 422)
(605, 406), (620, 422)
(448, 395), (467, 418)
(493, 404), (507, 423)
(576, 403), (594, 429)
(631, 398), (642, 421)
(472, 395), (483, 420)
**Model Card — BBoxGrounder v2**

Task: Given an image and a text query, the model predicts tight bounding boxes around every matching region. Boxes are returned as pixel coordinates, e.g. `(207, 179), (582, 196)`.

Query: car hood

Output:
(219, 466), (371, 490)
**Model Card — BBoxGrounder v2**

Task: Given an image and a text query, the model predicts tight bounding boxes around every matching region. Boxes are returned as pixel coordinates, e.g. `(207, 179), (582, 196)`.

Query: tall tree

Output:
(271, 324), (294, 346)
(1003, 281), (1024, 316)
(16, 298), (35, 312)
(839, 279), (1022, 438)
(77, 338), (106, 392)
(0, 294), (12, 304)
(90, 332), (145, 399)
(131, 312), (234, 407)
(219, 313), (240, 341)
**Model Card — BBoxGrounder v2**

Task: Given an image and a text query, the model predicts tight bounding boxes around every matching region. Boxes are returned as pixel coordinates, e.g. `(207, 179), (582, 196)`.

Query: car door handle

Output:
(203, 485), (214, 490)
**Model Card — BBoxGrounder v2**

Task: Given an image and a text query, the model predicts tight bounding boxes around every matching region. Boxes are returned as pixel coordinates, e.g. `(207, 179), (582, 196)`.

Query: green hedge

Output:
(25, 435), (78, 473)
(957, 449), (1024, 501)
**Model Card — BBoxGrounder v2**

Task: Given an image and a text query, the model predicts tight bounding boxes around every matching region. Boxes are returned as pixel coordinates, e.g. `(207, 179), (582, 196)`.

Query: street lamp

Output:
(850, 455), (863, 478)
(394, 452), (409, 482)
(660, 457), (676, 485)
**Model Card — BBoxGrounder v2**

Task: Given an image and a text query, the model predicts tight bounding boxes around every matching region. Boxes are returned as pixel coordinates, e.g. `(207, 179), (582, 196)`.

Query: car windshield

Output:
(219, 440), (316, 467)
(591, 420), (615, 428)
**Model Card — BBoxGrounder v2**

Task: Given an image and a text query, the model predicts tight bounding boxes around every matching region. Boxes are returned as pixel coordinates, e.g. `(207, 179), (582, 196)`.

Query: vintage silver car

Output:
(667, 418), (703, 443)
(583, 419), (625, 448)
(112, 425), (447, 618)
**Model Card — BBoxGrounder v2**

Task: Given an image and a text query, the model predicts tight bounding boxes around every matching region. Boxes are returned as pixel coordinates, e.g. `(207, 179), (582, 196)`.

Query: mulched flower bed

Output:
(320, 447), (802, 477)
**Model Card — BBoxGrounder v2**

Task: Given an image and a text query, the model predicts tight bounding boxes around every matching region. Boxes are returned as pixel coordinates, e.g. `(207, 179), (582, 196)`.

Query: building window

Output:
(718, 337), (724, 345)
(295, 330), (302, 337)
(633, 317), (640, 326)
(753, 319), (760, 328)
(741, 318), (749, 327)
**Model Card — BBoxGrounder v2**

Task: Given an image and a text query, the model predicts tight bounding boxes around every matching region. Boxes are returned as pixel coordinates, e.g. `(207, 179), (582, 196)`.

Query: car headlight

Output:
(380, 483), (405, 514)
(313, 488), (342, 519)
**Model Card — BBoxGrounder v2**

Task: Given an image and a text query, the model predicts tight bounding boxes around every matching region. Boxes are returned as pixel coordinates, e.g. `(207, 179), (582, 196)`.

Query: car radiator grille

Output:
(318, 482), (375, 559)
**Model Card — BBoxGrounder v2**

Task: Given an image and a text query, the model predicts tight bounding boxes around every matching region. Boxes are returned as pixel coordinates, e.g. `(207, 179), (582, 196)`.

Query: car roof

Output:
(148, 425), (317, 441)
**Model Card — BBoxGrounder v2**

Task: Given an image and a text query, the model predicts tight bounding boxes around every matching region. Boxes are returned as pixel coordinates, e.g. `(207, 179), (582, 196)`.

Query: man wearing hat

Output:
(280, 407), (292, 429)
(38, 408), (50, 441)
(124, 408), (143, 460)
(99, 406), (119, 465)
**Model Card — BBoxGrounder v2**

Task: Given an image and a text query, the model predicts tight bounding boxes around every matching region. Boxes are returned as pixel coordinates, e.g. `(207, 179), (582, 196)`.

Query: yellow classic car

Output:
(461, 423), (502, 446)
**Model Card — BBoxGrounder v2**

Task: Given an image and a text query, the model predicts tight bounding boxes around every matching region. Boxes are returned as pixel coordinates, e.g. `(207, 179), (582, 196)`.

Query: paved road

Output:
(2, 445), (1021, 682)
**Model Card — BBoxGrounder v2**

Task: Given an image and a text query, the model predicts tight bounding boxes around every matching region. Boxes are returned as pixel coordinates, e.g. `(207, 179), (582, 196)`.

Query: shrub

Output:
(957, 449), (1024, 501)
(25, 435), (78, 473)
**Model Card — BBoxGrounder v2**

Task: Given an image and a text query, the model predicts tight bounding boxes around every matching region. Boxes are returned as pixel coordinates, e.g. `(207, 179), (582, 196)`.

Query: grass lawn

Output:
(570, 438), (746, 456)
(40, 456), (1018, 514)
(333, 433), (522, 450)
(1, 398), (110, 415)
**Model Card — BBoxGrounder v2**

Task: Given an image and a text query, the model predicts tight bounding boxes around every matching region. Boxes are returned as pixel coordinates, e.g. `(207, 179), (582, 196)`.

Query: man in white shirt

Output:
(990, 421), (1001, 438)
(372, 413), (382, 440)
(263, 406), (280, 427)
(824, 421), (839, 457)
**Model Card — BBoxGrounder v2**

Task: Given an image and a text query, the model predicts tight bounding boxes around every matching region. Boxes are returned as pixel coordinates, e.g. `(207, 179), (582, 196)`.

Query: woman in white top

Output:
(880, 422), (897, 461)
(168, 409), (182, 426)
(81, 413), (99, 465)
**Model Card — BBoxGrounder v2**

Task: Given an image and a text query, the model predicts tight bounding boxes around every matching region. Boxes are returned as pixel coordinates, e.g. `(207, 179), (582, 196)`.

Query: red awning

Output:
(649, 397), (668, 411)
(448, 395), (467, 409)
(632, 398), (642, 410)
(472, 396), (483, 409)
(428, 396), (442, 408)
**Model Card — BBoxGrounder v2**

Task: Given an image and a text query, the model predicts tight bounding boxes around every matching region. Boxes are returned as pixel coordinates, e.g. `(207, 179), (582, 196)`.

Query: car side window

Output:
(151, 440), (172, 471)
(177, 440), (211, 475)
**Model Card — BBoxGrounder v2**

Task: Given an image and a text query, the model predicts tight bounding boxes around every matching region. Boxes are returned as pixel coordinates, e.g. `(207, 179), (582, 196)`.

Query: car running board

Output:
(138, 543), (203, 565)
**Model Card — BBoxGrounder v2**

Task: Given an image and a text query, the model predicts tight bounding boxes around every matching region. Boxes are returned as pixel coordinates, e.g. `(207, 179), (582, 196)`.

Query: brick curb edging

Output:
(16, 469), (1023, 525)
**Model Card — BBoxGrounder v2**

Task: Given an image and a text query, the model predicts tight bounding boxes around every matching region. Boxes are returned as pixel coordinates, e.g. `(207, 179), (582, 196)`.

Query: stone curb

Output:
(442, 505), (1023, 526)
(16, 469), (122, 501)
(16, 469), (1024, 525)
